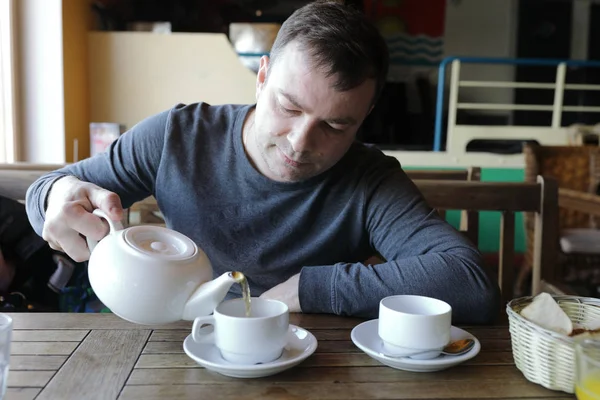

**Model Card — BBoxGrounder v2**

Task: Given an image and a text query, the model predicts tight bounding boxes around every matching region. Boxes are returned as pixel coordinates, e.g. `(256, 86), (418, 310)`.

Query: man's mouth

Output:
(278, 148), (307, 168)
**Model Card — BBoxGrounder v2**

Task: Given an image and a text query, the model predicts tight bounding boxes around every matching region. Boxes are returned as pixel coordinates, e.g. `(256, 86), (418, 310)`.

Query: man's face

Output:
(249, 42), (376, 182)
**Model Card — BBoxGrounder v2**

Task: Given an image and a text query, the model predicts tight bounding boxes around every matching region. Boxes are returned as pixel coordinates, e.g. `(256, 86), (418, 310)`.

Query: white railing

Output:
(439, 57), (600, 159)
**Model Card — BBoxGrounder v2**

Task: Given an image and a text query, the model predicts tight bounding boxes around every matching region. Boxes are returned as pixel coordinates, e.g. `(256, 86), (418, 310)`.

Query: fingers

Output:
(55, 231), (91, 263)
(86, 185), (124, 221)
(63, 203), (110, 242)
(43, 179), (124, 262)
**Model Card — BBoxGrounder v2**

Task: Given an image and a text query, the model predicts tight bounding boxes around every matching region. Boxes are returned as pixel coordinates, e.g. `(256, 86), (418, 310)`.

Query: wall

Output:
(87, 32), (257, 131)
(62, 0), (94, 162)
(16, 0), (65, 163)
(443, 0), (518, 116)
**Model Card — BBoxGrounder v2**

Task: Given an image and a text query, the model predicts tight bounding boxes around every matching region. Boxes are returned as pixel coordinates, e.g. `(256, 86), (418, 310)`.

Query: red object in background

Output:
(363, 0), (446, 37)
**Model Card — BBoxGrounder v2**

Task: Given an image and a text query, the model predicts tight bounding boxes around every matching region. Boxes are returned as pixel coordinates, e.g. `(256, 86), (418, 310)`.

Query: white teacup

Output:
(192, 297), (289, 365)
(378, 295), (452, 360)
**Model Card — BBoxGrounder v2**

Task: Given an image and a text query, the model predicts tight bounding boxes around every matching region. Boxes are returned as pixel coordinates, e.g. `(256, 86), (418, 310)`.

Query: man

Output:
(26, 1), (500, 323)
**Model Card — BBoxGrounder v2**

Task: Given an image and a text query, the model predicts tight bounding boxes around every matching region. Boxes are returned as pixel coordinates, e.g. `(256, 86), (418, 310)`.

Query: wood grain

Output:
(149, 328), (351, 342)
(12, 330), (88, 342)
(127, 365), (532, 385)
(5, 387), (41, 400)
(141, 337), (512, 355)
(11, 342), (78, 356)
(559, 187), (600, 217)
(415, 180), (542, 212)
(135, 350), (517, 370)
(36, 329), (150, 400)
(499, 211), (516, 301)
(7, 371), (54, 388)
(10, 356), (67, 371)
(7, 313), (191, 330)
(119, 381), (565, 400)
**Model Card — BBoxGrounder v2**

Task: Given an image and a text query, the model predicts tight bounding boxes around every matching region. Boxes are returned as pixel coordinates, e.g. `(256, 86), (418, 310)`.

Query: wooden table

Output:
(5, 313), (575, 400)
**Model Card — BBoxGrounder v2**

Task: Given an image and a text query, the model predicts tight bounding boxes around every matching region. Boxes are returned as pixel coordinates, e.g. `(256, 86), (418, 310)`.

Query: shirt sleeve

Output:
(25, 108), (171, 237)
(298, 164), (501, 325)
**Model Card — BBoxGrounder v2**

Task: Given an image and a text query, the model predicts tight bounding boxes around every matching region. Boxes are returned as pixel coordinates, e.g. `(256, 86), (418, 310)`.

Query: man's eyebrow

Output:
(280, 91), (304, 109)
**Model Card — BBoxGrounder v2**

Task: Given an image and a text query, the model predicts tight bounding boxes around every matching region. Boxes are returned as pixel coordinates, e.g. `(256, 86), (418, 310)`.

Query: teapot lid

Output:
(123, 226), (197, 260)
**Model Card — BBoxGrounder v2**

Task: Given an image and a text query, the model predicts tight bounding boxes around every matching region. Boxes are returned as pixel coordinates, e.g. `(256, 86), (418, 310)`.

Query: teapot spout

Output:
(181, 271), (238, 320)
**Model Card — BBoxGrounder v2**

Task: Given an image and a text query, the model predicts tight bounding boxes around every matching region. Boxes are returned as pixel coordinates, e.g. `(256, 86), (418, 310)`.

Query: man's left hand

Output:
(259, 273), (301, 312)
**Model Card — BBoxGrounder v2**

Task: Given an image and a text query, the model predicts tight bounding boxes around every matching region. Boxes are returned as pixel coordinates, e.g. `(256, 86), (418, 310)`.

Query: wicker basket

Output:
(507, 295), (600, 394)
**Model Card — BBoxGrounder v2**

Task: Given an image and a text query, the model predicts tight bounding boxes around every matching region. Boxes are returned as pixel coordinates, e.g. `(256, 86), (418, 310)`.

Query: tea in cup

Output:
(576, 339), (600, 400)
(378, 295), (452, 360)
(192, 297), (289, 365)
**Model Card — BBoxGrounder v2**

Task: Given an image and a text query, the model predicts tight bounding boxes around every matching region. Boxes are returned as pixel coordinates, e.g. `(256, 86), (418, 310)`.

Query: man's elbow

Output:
(473, 282), (502, 325)
(456, 248), (502, 325)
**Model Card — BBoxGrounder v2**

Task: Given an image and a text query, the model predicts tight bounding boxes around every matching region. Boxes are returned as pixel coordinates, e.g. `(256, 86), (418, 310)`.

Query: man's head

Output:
(246, 1), (389, 183)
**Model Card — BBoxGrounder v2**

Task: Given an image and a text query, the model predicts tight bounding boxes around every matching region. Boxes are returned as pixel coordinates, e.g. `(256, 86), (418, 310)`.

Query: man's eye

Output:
(279, 102), (297, 115)
(326, 123), (343, 133)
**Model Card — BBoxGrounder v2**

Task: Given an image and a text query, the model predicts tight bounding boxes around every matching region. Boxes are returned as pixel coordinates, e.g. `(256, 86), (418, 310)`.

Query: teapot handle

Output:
(86, 209), (124, 253)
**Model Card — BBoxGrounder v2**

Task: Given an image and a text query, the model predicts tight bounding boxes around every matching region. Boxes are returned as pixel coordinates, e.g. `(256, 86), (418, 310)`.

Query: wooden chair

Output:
(414, 176), (559, 306)
(406, 167), (481, 246)
(523, 144), (600, 296)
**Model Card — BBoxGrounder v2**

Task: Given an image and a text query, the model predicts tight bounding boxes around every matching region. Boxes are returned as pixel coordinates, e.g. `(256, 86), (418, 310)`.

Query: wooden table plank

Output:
(7, 371), (54, 387)
(149, 328), (354, 342)
(11, 355), (67, 371)
(36, 329), (150, 400)
(135, 351), (517, 370)
(126, 365), (537, 385)
(5, 387), (41, 400)
(7, 313), (191, 330)
(149, 326), (511, 343)
(11, 342), (78, 356)
(119, 381), (566, 400)
(141, 338), (512, 355)
(12, 330), (89, 342)
(6, 313), (364, 331)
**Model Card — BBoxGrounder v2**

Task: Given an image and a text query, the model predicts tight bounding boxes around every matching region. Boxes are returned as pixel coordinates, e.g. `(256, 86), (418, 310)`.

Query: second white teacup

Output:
(192, 297), (289, 365)
(378, 295), (452, 360)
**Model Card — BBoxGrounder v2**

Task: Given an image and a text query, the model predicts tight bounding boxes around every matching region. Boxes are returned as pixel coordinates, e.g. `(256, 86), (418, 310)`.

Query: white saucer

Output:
(183, 324), (318, 378)
(351, 319), (481, 372)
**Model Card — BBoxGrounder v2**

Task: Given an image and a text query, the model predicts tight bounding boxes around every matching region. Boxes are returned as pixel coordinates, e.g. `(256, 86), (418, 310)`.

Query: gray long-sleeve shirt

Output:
(26, 103), (500, 324)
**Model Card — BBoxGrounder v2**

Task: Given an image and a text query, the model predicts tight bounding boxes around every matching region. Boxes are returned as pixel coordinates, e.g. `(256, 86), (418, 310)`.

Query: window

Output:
(0, 0), (17, 163)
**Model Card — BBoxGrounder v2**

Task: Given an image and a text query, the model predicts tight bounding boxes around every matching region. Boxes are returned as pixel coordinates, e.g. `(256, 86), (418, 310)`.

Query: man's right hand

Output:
(42, 176), (124, 262)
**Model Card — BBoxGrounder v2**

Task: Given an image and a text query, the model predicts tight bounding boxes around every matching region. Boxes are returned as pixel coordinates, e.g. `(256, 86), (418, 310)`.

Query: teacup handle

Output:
(86, 209), (124, 253)
(192, 316), (216, 343)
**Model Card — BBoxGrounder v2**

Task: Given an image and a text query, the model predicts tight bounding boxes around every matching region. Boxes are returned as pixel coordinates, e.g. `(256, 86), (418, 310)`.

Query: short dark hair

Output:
(268, 1), (389, 104)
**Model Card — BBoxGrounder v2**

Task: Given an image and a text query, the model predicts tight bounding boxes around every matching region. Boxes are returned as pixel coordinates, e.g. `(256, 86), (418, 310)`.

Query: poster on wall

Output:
(364, 0), (445, 73)
(359, 0), (446, 147)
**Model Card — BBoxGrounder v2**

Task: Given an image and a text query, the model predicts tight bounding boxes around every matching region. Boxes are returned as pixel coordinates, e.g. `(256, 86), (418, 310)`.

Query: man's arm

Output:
(298, 169), (501, 325)
(25, 109), (170, 241)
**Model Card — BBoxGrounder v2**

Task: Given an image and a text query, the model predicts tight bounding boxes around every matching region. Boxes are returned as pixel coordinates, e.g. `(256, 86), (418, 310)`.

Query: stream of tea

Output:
(232, 271), (251, 317)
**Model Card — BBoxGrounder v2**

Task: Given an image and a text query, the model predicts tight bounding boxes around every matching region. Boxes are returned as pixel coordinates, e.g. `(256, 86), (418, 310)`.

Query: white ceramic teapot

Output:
(86, 209), (239, 325)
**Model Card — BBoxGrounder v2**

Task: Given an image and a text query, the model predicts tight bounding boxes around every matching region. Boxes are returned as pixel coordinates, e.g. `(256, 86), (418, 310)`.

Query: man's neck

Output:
(242, 108), (257, 168)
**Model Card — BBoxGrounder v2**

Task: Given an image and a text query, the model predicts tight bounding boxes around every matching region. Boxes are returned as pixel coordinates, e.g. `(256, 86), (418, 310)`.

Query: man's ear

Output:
(256, 56), (270, 100)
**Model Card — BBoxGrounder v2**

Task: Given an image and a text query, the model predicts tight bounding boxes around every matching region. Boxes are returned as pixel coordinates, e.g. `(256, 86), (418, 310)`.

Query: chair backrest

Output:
(406, 167), (481, 246)
(414, 176), (558, 305)
(524, 144), (600, 230)
(523, 145), (600, 291)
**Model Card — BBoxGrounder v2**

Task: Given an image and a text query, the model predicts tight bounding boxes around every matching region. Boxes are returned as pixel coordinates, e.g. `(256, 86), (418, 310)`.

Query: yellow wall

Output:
(62, 0), (93, 161)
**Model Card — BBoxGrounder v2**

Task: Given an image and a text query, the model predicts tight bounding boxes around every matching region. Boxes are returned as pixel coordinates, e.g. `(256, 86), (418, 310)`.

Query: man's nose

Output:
(287, 119), (317, 153)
